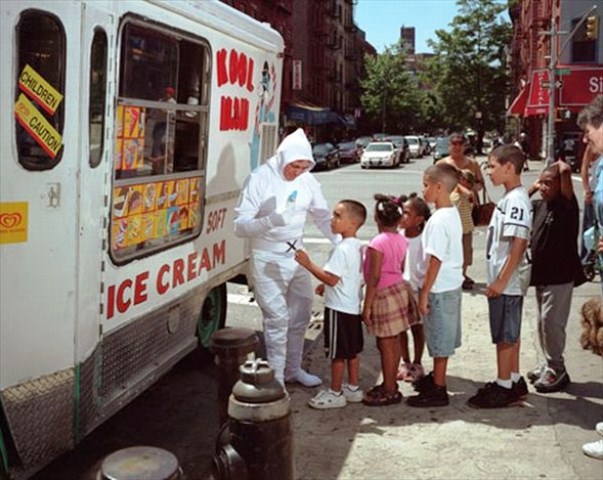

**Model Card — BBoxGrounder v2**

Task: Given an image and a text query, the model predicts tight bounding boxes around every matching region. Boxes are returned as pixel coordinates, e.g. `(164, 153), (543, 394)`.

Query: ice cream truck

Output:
(0, 0), (283, 477)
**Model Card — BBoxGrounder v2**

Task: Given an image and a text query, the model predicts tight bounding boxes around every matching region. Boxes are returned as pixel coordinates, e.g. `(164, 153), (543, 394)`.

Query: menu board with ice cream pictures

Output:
(115, 104), (145, 172)
(111, 176), (203, 253)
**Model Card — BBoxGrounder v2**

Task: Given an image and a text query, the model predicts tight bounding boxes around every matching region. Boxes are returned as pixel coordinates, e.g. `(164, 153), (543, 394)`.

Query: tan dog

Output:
(580, 298), (603, 356)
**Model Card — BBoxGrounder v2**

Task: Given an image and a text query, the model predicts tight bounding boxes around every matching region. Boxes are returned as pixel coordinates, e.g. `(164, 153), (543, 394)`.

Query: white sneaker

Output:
(308, 389), (346, 410)
(343, 384), (363, 403)
(596, 422), (603, 437)
(286, 369), (322, 387)
(582, 439), (603, 460)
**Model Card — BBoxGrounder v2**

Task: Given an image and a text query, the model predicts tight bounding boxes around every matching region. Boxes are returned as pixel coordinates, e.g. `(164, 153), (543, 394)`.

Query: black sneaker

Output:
(512, 377), (529, 401)
(412, 371), (434, 392)
(467, 382), (516, 409)
(407, 385), (449, 407)
(534, 368), (570, 393)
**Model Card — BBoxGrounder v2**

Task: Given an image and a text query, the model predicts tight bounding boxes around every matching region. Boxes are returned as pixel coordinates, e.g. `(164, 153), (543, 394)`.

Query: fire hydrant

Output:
(211, 359), (293, 480)
(211, 327), (260, 424)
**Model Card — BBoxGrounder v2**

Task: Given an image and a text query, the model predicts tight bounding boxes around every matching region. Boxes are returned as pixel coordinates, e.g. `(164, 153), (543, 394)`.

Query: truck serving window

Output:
(14, 10), (65, 170)
(89, 28), (108, 168)
(111, 20), (210, 262)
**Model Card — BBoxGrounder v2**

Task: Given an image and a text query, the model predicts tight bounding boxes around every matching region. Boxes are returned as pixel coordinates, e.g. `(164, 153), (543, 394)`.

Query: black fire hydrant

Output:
(211, 359), (293, 480)
(211, 327), (259, 424)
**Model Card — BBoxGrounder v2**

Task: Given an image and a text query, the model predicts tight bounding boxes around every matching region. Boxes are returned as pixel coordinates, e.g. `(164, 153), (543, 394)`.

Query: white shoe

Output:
(343, 384), (363, 403)
(286, 369), (322, 387)
(596, 422), (603, 437)
(582, 439), (603, 460)
(308, 389), (346, 410)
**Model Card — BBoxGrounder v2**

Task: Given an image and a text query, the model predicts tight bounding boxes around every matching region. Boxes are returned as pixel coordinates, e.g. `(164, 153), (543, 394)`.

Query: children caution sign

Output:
(14, 94), (63, 159)
(18, 64), (63, 115)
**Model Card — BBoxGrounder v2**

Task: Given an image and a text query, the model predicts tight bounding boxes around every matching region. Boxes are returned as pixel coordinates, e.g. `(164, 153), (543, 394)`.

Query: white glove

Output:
(268, 208), (293, 227)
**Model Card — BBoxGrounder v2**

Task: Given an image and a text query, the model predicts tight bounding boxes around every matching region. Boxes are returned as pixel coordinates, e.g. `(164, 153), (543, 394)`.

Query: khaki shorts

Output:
(462, 232), (473, 268)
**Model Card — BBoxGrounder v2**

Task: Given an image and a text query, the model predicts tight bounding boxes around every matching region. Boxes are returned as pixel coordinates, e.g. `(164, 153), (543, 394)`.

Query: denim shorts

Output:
(423, 288), (462, 357)
(488, 295), (523, 344)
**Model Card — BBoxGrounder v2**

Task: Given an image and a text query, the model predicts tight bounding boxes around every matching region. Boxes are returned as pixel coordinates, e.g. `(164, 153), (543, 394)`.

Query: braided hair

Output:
(398, 192), (431, 232)
(373, 193), (403, 227)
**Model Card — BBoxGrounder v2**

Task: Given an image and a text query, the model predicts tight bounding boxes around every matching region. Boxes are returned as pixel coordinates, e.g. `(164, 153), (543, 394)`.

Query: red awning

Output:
(507, 87), (528, 116)
(558, 65), (603, 108)
(525, 69), (550, 116)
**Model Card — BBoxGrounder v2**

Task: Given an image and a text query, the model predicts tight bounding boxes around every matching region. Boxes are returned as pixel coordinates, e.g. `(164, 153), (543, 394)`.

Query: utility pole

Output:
(545, 19), (557, 166)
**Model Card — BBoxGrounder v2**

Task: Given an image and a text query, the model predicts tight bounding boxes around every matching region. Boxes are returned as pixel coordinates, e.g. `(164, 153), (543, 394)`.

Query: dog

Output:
(580, 298), (603, 356)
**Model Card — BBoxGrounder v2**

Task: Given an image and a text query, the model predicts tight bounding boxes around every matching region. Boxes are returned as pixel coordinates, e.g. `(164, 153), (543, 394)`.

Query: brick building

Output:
(220, 0), (376, 139)
(508, 0), (602, 161)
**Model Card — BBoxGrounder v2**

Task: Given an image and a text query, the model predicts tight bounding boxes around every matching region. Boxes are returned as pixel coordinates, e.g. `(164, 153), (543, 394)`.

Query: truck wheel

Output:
(197, 283), (227, 351)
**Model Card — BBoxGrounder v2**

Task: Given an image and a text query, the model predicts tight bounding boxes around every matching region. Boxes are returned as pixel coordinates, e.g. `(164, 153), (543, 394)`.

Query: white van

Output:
(0, 1), (283, 477)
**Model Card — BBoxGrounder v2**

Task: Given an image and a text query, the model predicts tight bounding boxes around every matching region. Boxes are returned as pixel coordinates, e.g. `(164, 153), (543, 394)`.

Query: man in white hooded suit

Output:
(234, 128), (338, 386)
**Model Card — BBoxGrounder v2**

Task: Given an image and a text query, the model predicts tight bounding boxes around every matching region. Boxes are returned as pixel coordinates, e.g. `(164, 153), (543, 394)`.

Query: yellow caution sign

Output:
(18, 64), (63, 115)
(0, 202), (28, 244)
(14, 94), (62, 159)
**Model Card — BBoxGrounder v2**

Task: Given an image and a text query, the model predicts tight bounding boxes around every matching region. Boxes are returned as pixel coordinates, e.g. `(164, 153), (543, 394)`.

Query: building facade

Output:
(508, 0), (602, 160)
(220, 0), (375, 139)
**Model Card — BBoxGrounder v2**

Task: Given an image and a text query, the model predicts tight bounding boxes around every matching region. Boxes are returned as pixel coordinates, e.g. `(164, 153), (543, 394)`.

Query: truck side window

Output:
(15, 10), (65, 170)
(89, 28), (108, 168)
(111, 20), (210, 263)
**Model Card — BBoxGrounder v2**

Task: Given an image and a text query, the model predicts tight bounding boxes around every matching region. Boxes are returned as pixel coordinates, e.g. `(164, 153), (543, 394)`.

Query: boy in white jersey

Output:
(468, 145), (532, 409)
(294, 200), (367, 409)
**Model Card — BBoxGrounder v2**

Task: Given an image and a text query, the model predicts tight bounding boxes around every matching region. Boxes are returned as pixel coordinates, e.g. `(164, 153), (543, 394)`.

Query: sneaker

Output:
(308, 389), (346, 409)
(582, 439), (603, 460)
(512, 376), (529, 401)
(527, 364), (546, 384)
(596, 422), (603, 437)
(397, 362), (412, 381)
(407, 385), (449, 407)
(534, 368), (570, 393)
(412, 371), (434, 392)
(343, 384), (363, 403)
(286, 369), (322, 387)
(467, 382), (517, 409)
(409, 363), (425, 382)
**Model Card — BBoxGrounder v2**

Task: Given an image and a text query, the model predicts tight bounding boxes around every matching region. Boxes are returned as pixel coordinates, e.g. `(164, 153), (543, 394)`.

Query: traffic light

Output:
(585, 15), (599, 40)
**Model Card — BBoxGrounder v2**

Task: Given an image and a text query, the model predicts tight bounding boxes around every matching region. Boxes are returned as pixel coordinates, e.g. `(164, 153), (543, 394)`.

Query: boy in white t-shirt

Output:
(467, 144), (532, 409)
(294, 200), (367, 409)
(407, 163), (464, 408)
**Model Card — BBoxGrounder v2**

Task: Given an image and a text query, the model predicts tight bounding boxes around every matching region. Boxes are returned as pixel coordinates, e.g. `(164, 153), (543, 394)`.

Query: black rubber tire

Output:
(197, 283), (227, 352)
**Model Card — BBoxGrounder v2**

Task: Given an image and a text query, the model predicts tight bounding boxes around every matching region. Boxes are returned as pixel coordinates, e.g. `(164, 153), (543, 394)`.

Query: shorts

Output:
(488, 295), (523, 344)
(404, 282), (422, 326)
(423, 288), (462, 357)
(462, 232), (473, 268)
(324, 307), (364, 359)
(367, 282), (413, 338)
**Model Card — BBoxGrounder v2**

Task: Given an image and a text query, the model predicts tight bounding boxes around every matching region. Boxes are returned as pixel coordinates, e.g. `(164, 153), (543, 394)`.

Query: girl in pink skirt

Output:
(362, 194), (416, 406)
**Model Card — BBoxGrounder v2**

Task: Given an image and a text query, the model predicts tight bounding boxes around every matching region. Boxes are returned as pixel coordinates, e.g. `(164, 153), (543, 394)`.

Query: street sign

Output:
(555, 68), (571, 76)
(555, 80), (563, 88)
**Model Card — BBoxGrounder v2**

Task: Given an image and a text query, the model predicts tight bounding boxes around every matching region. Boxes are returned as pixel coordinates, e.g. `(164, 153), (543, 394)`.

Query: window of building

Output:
(111, 19), (211, 263)
(89, 28), (108, 168)
(15, 10), (65, 170)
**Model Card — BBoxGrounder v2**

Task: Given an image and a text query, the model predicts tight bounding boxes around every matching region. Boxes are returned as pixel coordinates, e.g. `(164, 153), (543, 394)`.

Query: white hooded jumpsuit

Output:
(234, 129), (337, 384)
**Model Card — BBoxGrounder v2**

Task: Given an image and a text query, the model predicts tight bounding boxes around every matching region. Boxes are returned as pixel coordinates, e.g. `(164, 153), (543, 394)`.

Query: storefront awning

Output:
(558, 65), (603, 108)
(507, 87), (528, 116)
(285, 101), (334, 125)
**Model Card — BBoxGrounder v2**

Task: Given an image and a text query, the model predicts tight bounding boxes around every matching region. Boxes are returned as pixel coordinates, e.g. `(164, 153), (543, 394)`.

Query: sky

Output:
(354, 0), (465, 54)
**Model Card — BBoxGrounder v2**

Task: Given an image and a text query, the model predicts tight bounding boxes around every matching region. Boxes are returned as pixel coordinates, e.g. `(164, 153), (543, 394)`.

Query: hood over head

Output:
(274, 128), (315, 174)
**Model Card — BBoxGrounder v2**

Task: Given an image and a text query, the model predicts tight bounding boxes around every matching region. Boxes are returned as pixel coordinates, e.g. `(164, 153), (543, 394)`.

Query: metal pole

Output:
(546, 19), (557, 166)
(382, 84), (386, 133)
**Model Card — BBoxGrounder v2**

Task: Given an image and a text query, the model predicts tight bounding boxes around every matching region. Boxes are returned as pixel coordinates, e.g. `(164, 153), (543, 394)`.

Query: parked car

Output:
(387, 135), (410, 164)
(337, 141), (360, 164)
(432, 136), (450, 163)
(405, 135), (422, 158)
(312, 142), (340, 170)
(372, 133), (388, 141)
(426, 136), (437, 152)
(360, 142), (400, 169)
(355, 136), (372, 153)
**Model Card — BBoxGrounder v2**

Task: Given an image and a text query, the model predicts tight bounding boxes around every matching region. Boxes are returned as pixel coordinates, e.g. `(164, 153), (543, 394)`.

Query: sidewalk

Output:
(288, 226), (603, 480)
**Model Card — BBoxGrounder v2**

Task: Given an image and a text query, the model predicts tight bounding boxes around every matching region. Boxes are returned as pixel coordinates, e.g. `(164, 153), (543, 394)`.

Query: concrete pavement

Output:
(286, 223), (603, 479)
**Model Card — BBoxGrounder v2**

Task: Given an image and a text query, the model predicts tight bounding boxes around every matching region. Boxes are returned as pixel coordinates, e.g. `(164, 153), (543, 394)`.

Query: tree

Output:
(424, 0), (512, 148)
(359, 41), (422, 133)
